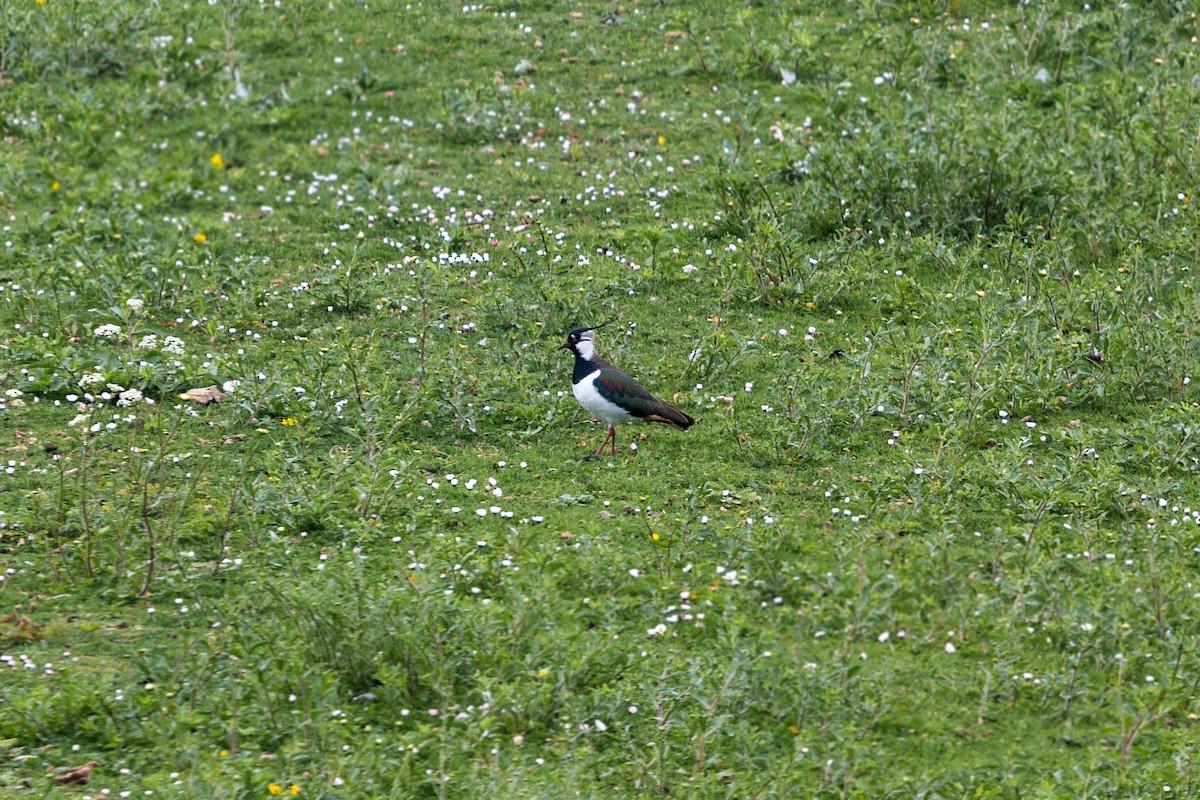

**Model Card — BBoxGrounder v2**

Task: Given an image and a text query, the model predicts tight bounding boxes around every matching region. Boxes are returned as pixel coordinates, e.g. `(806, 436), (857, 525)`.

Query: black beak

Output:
(555, 341), (570, 351)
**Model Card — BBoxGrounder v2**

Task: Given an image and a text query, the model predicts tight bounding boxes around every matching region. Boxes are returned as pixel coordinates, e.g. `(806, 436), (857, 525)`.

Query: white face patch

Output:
(575, 330), (596, 360)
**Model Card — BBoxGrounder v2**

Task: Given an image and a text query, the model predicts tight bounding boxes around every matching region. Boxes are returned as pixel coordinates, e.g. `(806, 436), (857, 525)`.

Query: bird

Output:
(556, 321), (695, 459)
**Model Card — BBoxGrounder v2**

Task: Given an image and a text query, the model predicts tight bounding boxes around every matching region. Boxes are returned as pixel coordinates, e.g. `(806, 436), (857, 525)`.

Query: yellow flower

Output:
(51, 181), (60, 191)
(281, 417), (298, 426)
(268, 785), (283, 796)
(657, 135), (666, 146)
(290, 786), (300, 796)
(193, 233), (207, 243)
(651, 532), (660, 541)
(219, 750), (229, 757)
(210, 153), (225, 169)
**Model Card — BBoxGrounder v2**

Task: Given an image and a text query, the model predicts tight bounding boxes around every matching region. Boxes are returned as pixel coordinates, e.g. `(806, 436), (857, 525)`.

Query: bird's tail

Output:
(647, 400), (696, 431)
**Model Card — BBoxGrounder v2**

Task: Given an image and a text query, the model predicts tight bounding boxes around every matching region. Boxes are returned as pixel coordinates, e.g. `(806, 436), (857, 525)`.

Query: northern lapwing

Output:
(557, 322), (695, 459)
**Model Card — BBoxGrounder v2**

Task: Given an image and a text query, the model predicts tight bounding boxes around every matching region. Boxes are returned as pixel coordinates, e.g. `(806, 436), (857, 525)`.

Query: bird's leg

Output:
(590, 427), (613, 460)
(585, 427), (617, 460)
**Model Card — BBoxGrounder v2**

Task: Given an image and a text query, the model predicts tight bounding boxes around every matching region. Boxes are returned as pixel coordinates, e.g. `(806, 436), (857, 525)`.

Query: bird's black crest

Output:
(567, 318), (615, 338)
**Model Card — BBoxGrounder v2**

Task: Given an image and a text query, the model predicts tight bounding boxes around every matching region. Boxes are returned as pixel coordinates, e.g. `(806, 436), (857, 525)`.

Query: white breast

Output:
(573, 370), (634, 425)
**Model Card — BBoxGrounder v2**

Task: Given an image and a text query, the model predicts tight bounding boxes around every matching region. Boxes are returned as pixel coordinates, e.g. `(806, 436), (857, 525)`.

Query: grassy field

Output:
(3, 0), (1200, 797)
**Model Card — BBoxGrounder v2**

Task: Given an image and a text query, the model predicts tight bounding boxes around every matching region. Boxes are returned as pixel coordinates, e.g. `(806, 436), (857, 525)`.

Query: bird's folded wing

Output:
(593, 371), (659, 414)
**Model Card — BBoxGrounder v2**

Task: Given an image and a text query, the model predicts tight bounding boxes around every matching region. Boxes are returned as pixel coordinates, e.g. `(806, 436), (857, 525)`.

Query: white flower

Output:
(137, 334), (159, 350)
(79, 373), (105, 387)
(162, 336), (186, 355)
(4, 389), (22, 398)
(594, 720), (608, 732)
(94, 324), (122, 338)
(106, 383), (126, 393)
(944, 642), (957, 654)
(222, 379), (241, 394)
(69, 414), (89, 427)
(126, 298), (145, 312)
(117, 388), (144, 406)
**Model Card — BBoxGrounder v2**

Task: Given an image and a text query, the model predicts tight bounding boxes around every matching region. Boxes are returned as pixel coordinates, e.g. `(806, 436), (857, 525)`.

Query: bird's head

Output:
(556, 320), (612, 360)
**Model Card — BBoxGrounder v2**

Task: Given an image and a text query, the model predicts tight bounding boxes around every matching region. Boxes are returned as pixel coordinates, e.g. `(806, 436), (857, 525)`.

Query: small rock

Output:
(54, 762), (99, 786)
(179, 386), (228, 405)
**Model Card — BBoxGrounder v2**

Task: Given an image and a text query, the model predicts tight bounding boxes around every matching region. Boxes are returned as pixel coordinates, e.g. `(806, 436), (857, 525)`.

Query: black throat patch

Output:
(572, 352), (598, 384)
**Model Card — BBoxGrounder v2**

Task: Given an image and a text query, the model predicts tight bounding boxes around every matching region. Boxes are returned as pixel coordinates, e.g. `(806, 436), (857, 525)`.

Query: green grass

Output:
(3, 0), (1200, 797)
